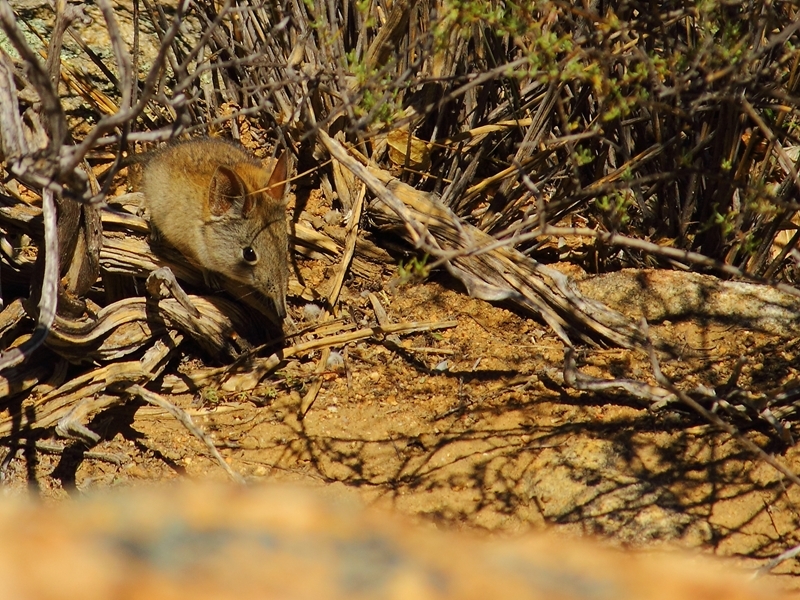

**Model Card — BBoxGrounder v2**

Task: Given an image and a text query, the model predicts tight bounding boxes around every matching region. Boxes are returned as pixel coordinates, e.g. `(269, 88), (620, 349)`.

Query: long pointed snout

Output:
(272, 294), (287, 320)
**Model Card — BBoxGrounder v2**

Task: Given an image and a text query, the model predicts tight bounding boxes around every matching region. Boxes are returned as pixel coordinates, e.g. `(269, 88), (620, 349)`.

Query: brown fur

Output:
(142, 138), (289, 318)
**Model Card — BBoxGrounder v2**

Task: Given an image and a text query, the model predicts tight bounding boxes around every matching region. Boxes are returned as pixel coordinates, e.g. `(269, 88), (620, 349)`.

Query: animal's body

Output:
(142, 138), (289, 318)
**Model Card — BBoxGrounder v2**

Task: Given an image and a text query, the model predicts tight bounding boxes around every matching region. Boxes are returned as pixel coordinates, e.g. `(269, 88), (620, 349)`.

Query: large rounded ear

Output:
(265, 151), (289, 203)
(208, 166), (246, 217)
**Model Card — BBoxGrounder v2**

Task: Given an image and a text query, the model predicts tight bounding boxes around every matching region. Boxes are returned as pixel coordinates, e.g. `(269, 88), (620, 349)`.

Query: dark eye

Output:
(242, 247), (258, 264)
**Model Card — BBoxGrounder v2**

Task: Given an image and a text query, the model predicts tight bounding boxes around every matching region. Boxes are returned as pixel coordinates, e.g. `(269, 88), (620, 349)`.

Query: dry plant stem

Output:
(44, 1), (71, 96)
(55, 330), (183, 444)
(300, 182), (367, 417)
(334, 138), (643, 347)
(643, 319), (800, 488)
(130, 385), (245, 485)
(319, 131), (576, 345)
(300, 355), (331, 419)
(65, 24), (121, 91)
(441, 219), (800, 301)
(366, 168), (643, 347)
(0, 331), (182, 439)
(0, 189), (58, 372)
(146, 267), (201, 318)
(95, 0), (133, 112)
(368, 293), (390, 326)
(563, 348), (674, 408)
(1, 362), (144, 437)
(318, 130), (433, 248)
(428, 57), (531, 120)
(296, 323), (458, 351)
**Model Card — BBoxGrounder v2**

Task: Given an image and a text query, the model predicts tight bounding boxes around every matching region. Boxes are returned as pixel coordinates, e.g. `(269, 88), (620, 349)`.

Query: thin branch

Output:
(0, 188), (59, 372)
(130, 385), (246, 485)
(59, 0), (190, 176)
(0, 1), (66, 146)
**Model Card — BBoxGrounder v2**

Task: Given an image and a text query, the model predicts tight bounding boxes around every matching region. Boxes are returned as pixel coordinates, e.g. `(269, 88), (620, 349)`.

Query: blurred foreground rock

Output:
(0, 482), (789, 600)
